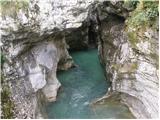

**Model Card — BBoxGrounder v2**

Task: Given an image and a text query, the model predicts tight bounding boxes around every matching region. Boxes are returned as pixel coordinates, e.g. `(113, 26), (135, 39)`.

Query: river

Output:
(45, 49), (134, 119)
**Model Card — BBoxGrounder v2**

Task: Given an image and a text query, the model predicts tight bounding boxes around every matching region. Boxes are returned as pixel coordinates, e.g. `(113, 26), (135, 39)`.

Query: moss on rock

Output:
(1, 74), (15, 119)
(125, 0), (158, 48)
(127, 32), (138, 48)
(0, 0), (29, 19)
(1, 53), (14, 118)
(126, 1), (158, 28)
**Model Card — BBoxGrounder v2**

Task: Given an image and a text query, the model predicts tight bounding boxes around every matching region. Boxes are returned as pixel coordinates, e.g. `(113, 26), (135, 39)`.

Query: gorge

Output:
(1, 0), (159, 119)
(46, 49), (134, 119)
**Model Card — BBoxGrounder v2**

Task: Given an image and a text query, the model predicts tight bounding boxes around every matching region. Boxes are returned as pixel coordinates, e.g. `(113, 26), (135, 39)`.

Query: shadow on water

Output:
(45, 49), (134, 119)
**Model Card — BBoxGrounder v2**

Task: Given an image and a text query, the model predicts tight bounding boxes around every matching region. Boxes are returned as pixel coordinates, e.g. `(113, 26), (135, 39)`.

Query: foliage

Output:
(145, 2), (159, 19)
(124, 0), (139, 10)
(1, 77), (15, 119)
(1, 53), (14, 118)
(0, 0), (29, 18)
(1, 73), (14, 119)
(125, 0), (159, 48)
(126, 1), (159, 27)
(0, 53), (6, 69)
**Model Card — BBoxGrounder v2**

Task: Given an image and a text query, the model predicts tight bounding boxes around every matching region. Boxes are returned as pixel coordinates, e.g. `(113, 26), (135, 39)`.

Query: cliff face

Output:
(1, 0), (104, 118)
(97, 1), (159, 118)
(1, 0), (159, 119)
(98, 16), (159, 118)
(2, 34), (73, 118)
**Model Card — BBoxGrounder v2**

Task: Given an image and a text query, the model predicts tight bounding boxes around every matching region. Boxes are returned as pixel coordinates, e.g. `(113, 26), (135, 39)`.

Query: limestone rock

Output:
(1, 0), (158, 119)
(98, 11), (159, 119)
(42, 77), (61, 102)
(28, 64), (46, 92)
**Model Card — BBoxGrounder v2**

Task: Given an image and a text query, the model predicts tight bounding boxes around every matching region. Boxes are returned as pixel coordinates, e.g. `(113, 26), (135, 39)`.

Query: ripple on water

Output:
(45, 49), (134, 119)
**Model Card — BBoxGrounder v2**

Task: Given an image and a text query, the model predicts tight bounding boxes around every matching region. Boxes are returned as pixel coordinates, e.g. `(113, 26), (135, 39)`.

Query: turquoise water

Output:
(45, 49), (134, 119)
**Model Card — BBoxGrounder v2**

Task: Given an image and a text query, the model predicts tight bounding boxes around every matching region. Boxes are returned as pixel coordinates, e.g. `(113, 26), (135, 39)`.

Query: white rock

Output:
(29, 64), (46, 92)
(32, 43), (58, 70)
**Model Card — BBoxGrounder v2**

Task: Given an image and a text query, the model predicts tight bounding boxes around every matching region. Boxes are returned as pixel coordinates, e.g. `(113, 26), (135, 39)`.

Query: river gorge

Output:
(45, 49), (134, 119)
(1, 0), (159, 119)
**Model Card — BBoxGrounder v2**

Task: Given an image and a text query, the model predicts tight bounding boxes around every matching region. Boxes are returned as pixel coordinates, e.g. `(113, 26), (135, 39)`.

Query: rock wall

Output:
(0, 0), (104, 118)
(97, 1), (159, 119)
(1, 0), (159, 119)
(2, 35), (73, 118)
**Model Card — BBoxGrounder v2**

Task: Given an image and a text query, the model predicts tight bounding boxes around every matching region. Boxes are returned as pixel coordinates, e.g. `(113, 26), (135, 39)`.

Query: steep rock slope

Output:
(0, 0), (104, 118)
(97, 1), (159, 118)
(0, 0), (159, 119)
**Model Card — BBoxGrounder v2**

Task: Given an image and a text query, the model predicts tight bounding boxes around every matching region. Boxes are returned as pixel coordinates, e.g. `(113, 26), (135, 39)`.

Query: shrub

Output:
(126, 1), (159, 27)
(1, 53), (14, 118)
(124, 0), (139, 10)
(0, 0), (29, 18)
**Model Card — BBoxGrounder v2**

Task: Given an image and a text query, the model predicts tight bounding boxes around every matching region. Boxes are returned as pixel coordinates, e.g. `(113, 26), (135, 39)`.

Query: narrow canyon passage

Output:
(45, 49), (134, 119)
(1, 0), (158, 119)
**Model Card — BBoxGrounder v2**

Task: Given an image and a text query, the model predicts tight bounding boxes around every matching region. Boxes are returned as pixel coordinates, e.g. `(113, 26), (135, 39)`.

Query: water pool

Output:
(45, 49), (134, 119)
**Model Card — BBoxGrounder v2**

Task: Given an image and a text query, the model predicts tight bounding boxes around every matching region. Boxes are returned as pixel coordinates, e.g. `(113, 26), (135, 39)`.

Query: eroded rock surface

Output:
(0, 0), (105, 118)
(97, 2), (159, 118)
(1, 0), (159, 119)
(2, 39), (73, 118)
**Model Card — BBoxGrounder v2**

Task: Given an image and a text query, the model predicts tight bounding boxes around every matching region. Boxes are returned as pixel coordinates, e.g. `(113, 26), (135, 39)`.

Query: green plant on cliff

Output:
(144, 1), (159, 19)
(127, 0), (159, 27)
(0, 53), (6, 69)
(124, 0), (139, 10)
(125, 0), (159, 47)
(0, 0), (29, 19)
(1, 53), (14, 119)
(1, 78), (15, 119)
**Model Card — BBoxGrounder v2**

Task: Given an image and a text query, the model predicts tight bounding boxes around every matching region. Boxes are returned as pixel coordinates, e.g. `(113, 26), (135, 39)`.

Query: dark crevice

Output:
(88, 20), (98, 48)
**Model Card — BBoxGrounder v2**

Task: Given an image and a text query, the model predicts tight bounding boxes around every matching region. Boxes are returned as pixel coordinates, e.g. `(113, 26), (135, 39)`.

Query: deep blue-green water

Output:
(45, 49), (134, 119)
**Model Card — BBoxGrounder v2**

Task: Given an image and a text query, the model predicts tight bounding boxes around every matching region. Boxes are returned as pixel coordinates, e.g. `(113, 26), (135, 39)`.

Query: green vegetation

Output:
(123, 0), (139, 10)
(125, 0), (159, 47)
(145, 2), (159, 19)
(0, 0), (29, 18)
(126, 0), (159, 27)
(1, 53), (14, 118)
(111, 64), (120, 70)
(130, 62), (138, 71)
(1, 76), (15, 119)
(127, 31), (138, 47)
(0, 53), (6, 69)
